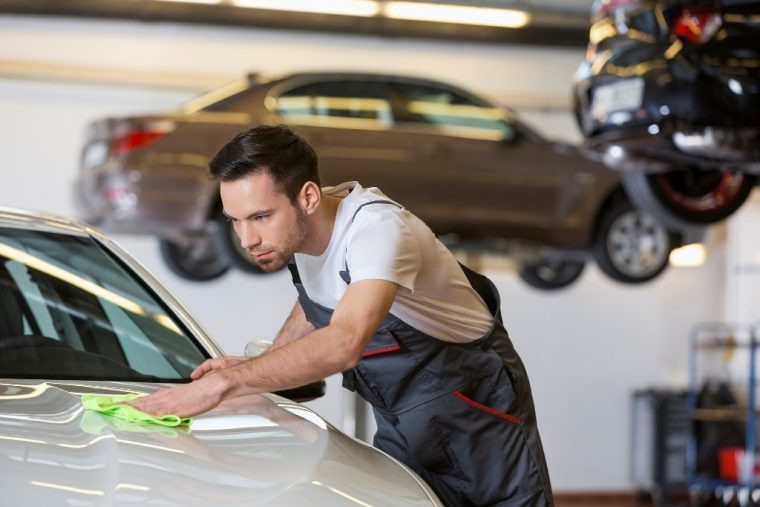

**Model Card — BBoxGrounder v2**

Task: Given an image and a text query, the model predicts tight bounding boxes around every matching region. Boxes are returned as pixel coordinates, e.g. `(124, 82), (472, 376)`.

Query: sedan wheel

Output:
(519, 257), (585, 290)
(159, 236), (230, 281)
(623, 168), (756, 228)
(592, 199), (674, 284)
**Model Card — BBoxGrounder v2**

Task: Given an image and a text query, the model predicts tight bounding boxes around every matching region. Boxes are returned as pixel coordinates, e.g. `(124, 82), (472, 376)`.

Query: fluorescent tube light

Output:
(232, 0), (381, 17)
(157, 0), (221, 4)
(669, 243), (707, 268)
(384, 2), (531, 28)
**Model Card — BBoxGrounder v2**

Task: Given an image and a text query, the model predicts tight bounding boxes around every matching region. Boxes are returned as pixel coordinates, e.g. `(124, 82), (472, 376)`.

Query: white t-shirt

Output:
(294, 181), (493, 343)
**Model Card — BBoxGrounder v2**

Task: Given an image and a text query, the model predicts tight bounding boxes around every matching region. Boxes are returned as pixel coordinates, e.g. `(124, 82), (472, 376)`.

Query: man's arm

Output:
(129, 279), (398, 417)
(271, 300), (315, 350)
(220, 279), (397, 397)
(190, 300), (314, 380)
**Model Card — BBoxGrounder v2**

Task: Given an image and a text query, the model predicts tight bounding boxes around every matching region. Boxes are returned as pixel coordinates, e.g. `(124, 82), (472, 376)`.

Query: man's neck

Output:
(301, 194), (342, 256)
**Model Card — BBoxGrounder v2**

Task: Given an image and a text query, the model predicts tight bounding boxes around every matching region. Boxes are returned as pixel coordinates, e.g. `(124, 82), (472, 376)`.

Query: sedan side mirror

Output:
(244, 340), (272, 357)
(243, 339), (327, 403)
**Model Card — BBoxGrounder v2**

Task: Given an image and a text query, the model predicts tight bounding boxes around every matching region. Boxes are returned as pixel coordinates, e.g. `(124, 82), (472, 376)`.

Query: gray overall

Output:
(288, 201), (554, 507)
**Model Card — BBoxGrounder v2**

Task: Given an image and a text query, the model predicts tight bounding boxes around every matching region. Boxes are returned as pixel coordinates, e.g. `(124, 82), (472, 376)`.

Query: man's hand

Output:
(191, 356), (248, 380)
(128, 374), (227, 417)
(130, 280), (398, 417)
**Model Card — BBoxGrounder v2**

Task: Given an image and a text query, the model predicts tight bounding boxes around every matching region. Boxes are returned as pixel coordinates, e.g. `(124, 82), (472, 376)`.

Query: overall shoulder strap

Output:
(340, 199), (403, 284)
(346, 199), (401, 226)
(458, 262), (503, 323)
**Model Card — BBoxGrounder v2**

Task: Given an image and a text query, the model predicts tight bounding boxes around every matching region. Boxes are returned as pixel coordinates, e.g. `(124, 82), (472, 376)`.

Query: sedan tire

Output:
(592, 199), (674, 284)
(519, 257), (585, 290)
(622, 168), (756, 228)
(158, 236), (230, 281)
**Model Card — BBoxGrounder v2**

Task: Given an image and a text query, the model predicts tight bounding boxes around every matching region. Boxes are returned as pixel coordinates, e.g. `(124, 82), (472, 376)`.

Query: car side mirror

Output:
(243, 339), (327, 402)
(244, 339), (272, 357)
(501, 133), (520, 146)
(498, 123), (521, 144)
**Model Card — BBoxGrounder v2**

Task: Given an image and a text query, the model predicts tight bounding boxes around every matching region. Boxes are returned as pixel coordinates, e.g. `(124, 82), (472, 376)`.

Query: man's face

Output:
(220, 171), (308, 272)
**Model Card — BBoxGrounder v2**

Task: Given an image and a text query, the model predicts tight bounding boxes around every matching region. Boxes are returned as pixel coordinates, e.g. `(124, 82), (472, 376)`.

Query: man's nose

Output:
(238, 222), (262, 249)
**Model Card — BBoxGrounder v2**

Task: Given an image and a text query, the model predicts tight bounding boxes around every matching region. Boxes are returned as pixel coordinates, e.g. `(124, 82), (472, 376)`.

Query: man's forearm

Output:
(219, 322), (359, 399)
(135, 280), (399, 418)
(271, 301), (315, 350)
(216, 280), (398, 400)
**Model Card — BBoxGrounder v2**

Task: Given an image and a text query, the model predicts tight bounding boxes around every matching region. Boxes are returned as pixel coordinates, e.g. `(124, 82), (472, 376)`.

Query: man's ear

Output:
(299, 181), (321, 215)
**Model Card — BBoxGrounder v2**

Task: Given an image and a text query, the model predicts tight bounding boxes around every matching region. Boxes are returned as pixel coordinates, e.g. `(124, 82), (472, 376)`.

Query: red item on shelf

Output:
(718, 447), (760, 482)
(718, 447), (743, 481)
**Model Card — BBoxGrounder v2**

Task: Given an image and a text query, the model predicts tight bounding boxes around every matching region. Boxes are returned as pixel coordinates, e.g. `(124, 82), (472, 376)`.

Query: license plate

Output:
(82, 141), (109, 169)
(591, 78), (644, 120)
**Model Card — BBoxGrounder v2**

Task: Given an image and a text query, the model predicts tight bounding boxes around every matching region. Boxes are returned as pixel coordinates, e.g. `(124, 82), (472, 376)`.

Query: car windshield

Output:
(0, 226), (208, 381)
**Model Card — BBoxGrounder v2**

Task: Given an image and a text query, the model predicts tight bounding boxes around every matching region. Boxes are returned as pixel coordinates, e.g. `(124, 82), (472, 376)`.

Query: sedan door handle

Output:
(423, 142), (451, 160)
(306, 132), (326, 145)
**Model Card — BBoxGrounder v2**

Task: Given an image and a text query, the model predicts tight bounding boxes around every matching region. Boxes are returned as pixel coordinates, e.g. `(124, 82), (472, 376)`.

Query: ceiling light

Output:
(384, 2), (531, 28)
(669, 243), (707, 267)
(156, 0), (221, 4)
(232, 0), (381, 17)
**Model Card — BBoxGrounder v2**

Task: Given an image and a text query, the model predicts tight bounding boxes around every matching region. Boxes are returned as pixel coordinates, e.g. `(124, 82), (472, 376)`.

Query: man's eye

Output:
(254, 215), (269, 222)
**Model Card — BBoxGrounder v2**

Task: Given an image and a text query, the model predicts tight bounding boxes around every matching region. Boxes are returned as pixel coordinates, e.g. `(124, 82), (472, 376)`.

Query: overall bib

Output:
(288, 202), (554, 507)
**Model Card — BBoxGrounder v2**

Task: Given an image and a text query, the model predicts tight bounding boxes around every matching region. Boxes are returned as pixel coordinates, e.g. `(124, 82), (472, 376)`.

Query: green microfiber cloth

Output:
(79, 410), (183, 438)
(81, 393), (193, 428)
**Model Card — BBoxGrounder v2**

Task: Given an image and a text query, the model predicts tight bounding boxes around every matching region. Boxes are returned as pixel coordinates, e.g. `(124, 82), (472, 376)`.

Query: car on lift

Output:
(573, 0), (760, 228)
(0, 207), (443, 506)
(76, 71), (680, 290)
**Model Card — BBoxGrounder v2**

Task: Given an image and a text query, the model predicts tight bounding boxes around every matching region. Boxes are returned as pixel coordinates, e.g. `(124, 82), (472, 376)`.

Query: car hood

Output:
(0, 380), (439, 506)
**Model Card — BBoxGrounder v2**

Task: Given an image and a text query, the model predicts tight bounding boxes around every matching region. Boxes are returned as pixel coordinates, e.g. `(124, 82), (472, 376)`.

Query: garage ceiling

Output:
(0, 0), (594, 47)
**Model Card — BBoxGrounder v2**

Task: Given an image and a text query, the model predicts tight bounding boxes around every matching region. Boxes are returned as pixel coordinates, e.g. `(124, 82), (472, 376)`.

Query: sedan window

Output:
(274, 79), (393, 128)
(394, 82), (515, 141)
(0, 227), (208, 381)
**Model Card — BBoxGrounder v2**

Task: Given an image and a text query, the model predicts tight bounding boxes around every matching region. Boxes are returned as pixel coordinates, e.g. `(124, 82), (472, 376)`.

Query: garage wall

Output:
(0, 14), (732, 491)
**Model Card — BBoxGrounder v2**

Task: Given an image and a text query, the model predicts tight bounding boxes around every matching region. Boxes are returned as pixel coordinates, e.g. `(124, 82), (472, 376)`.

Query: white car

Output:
(0, 207), (442, 506)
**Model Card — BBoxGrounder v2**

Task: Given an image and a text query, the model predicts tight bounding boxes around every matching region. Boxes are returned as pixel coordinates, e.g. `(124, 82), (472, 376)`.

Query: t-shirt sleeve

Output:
(344, 208), (422, 292)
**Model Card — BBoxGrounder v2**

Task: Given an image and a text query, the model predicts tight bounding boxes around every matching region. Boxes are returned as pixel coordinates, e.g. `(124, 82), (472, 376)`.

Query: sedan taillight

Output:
(671, 5), (722, 44)
(110, 130), (166, 156)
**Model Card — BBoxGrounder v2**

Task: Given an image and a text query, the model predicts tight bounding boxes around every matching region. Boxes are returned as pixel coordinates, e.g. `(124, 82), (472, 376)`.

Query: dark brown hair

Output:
(209, 124), (320, 202)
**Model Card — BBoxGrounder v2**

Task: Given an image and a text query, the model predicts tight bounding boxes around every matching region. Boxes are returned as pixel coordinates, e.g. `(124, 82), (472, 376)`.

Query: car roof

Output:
(266, 69), (447, 81)
(258, 70), (489, 95)
(253, 70), (521, 122)
(0, 207), (91, 236)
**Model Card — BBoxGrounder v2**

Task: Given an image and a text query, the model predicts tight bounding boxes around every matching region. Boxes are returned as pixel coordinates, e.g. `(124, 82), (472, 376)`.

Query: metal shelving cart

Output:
(631, 388), (689, 506)
(688, 322), (760, 507)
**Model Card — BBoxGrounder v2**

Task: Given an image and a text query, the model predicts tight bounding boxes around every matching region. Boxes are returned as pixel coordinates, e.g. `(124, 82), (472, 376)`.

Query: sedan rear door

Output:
(389, 80), (583, 244)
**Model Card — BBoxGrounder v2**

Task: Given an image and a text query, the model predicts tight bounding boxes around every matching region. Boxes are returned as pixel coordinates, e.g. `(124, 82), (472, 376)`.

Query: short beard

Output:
(255, 208), (308, 272)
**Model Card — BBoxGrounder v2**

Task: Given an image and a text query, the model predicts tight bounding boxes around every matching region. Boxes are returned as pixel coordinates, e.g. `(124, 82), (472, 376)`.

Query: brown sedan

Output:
(76, 71), (679, 290)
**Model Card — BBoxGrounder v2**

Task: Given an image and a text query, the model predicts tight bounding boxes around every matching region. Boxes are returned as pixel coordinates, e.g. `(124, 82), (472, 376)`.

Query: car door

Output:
(268, 76), (419, 191)
(389, 80), (578, 244)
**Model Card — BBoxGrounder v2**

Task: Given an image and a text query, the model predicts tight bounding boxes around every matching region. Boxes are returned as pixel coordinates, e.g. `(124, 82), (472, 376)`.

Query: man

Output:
(130, 125), (553, 506)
